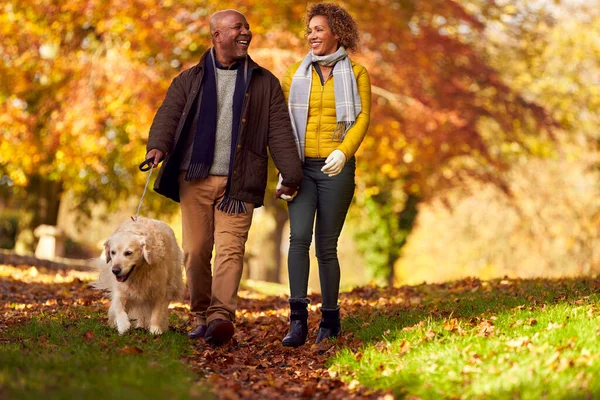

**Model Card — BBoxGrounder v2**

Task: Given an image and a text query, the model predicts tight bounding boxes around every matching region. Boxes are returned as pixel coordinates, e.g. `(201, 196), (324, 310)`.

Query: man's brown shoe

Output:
(188, 324), (208, 339)
(204, 319), (234, 345)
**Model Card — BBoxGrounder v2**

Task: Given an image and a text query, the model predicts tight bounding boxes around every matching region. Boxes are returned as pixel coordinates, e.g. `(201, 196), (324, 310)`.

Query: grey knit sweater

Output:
(180, 68), (237, 176)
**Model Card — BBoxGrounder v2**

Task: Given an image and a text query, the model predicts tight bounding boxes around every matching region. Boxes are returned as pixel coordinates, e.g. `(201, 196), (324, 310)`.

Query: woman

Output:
(280, 3), (371, 347)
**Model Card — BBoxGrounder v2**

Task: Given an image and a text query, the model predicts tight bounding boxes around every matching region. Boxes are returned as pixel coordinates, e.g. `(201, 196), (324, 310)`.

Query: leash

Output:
(132, 157), (155, 221)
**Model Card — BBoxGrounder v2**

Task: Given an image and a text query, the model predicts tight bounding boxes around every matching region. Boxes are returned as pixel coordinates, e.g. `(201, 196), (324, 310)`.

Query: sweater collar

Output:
(197, 48), (259, 71)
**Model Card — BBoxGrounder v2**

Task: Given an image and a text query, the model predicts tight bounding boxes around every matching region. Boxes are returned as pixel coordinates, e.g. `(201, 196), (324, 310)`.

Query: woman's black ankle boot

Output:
(315, 307), (341, 344)
(282, 299), (309, 347)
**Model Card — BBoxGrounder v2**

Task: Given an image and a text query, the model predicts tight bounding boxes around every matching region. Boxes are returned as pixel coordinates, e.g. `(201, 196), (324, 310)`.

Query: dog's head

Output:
(104, 232), (152, 283)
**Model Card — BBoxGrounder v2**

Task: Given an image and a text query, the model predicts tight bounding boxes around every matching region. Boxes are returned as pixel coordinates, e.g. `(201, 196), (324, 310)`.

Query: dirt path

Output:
(1, 265), (391, 399)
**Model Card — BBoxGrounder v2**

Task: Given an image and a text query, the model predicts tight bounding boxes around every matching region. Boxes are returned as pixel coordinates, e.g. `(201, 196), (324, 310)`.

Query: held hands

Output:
(275, 173), (297, 201)
(321, 150), (346, 177)
(145, 149), (164, 167)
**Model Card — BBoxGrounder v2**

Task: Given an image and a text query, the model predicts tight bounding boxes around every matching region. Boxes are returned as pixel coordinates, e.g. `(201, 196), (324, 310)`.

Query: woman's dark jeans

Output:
(287, 157), (355, 308)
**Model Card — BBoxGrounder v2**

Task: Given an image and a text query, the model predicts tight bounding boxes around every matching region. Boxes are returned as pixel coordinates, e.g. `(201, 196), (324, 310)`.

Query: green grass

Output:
(331, 278), (600, 399)
(0, 309), (212, 400)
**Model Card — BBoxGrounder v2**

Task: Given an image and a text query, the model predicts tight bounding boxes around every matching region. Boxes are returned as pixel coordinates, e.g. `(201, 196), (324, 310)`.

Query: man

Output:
(146, 9), (302, 345)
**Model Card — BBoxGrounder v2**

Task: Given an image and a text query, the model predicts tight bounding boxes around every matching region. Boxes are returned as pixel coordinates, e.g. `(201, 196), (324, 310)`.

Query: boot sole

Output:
(205, 321), (234, 345)
(282, 338), (307, 348)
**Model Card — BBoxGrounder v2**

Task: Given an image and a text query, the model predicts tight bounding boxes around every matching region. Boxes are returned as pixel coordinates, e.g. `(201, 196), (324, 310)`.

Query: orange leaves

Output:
(425, 329), (436, 341)
(82, 330), (95, 341)
(1, 0), (204, 214)
(477, 319), (495, 337)
(398, 339), (411, 354)
(506, 337), (530, 348)
(443, 317), (465, 335)
(119, 345), (143, 355)
(7, 263), (600, 399)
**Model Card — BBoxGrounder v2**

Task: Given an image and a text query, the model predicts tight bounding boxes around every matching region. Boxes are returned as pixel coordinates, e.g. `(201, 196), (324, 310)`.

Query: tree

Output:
(1, 0), (556, 285)
(215, 0), (556, 284)
(346, 0), (555, 284)
(0, 0), (210, 248)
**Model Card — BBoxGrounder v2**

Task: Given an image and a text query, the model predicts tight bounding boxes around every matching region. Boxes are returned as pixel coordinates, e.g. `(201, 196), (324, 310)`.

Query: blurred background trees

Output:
(1, 0), (598, 288)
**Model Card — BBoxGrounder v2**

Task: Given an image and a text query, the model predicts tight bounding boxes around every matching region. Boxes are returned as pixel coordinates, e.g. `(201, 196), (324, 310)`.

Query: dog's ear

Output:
(140, 238), (152, 265)
(103, 240), (111, 263)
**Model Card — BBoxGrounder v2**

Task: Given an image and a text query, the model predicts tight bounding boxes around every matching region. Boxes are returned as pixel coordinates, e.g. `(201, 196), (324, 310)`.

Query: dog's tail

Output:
(89, 257), (113, 292)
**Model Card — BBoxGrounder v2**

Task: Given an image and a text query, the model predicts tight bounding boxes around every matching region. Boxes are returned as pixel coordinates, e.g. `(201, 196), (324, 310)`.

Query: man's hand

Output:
(145, 149), (165, 167)
(321, 150), (346, 177)
(275, 174), (297, 201)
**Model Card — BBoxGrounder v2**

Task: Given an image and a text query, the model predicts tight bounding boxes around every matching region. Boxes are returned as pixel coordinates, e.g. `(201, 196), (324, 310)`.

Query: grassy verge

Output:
(331, 278), (600, 399)
(0, 308), (211, 400)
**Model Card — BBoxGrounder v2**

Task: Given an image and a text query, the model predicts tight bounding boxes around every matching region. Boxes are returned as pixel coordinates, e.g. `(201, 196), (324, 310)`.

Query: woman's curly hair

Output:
(306, 3), (359, 52)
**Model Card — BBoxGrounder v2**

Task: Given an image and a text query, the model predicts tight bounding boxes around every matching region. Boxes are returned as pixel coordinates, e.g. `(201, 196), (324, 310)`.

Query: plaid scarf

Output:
(288, 46), (361, 161)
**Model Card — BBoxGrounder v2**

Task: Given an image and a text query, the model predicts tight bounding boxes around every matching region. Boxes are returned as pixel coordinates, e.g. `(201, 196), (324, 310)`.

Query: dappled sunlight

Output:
(330, 299), (600, 398)
(168, 301), (190, 310)
(237, 289), (275, 301)
(0, 264), (97, 284)
(238, 307), (288, 322)
(5, 261), (600, 398)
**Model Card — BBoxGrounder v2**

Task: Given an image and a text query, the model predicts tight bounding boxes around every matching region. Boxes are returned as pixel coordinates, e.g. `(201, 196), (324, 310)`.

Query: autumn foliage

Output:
(2, 0), (596, 282)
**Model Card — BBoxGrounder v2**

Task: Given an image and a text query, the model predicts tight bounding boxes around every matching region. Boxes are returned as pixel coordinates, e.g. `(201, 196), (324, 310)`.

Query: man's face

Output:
(214, 12), (252, 64)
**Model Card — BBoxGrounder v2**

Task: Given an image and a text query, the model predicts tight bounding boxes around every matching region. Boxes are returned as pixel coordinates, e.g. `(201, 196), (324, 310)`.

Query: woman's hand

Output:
(275, 174), (298, 201)
(321, 150), (346, 177)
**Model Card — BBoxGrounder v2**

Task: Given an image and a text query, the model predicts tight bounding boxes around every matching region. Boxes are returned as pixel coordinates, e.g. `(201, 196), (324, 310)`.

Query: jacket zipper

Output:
(231, 70), (254, 189)
(317, 74), (331, 159)
(317, 86), (323, 158)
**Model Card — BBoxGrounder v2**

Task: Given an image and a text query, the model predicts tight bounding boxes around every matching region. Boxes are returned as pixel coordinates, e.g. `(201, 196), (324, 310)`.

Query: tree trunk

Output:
(34, 175), (63, 226)
(16, 175), (63, 252)
(386, 193), (420, 286)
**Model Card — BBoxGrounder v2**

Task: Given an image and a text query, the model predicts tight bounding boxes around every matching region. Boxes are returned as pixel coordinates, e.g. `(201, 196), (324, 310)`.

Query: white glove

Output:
(321, 150), (346, 177)
(276, 173), (296, 201)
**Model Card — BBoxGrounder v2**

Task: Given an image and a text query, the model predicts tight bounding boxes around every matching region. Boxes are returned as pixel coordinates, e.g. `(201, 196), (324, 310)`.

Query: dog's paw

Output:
(149, 325), (163, 335)
(117, 318), (131, 335)
(108, 312), (117, 328)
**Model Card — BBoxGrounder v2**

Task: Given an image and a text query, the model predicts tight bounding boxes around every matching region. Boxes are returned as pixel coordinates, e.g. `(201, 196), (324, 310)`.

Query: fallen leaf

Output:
(82, 330), (94, 340)
(119, 345), (143, 355)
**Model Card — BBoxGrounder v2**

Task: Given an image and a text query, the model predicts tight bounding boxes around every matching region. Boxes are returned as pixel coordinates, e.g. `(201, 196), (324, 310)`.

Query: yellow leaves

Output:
(425, 329), (436, 341)
(444, 318), (467, 335)
(38, 42), (60, 60)
(461, 364), (481, 374)
(408, 296), (422, 306)
(409, 183), (421, 194)
(506, 337), (530, 348)
(509, 318), (537, 328)
(398, 339), (411, 354)
(347, 379), (361, 390)
(374, 339), (391, 352)
(363, 186), (380, 197)
(477, 319), (495, 337)
(380, 163), (394, 175)
(4, 168), (27, 186)
(546, 322), (564, 330)
(503, 5), (518, 15)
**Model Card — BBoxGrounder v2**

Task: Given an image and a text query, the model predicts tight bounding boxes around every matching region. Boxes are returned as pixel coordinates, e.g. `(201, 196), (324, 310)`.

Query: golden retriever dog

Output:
(92, 217), (184, 335)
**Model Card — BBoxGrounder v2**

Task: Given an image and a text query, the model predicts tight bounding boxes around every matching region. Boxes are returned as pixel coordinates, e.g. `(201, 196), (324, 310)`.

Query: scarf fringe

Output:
(217, 197), (248, 215)
(185, 163), (211, 181)
(332, 121), (355, 141)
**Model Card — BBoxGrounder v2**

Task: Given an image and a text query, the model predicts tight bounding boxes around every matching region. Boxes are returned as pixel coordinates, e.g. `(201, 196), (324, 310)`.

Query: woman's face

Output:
(307, 15), (340, 56)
